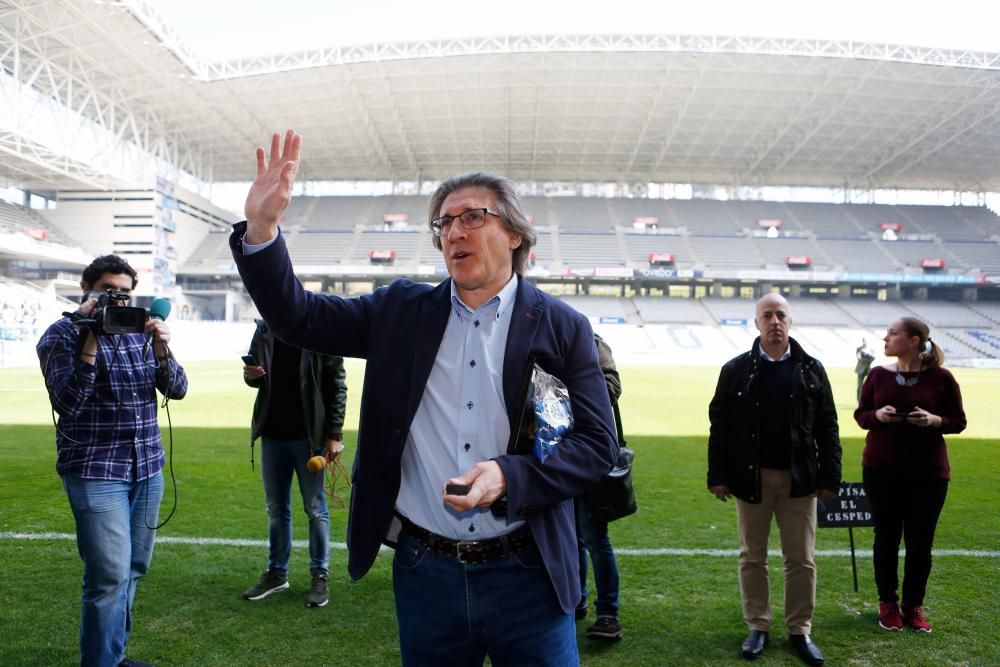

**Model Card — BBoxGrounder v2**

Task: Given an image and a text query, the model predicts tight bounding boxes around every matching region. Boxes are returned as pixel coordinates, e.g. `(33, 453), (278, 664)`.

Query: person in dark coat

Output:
(574, 333), (625, 641)
(241, 319), (347, 609)
(708, 293), (841, 665)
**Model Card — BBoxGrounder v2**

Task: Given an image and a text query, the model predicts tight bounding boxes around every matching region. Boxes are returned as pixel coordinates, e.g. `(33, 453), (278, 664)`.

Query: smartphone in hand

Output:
(241, 354), (259, 367)
(445, 483), (471, 496)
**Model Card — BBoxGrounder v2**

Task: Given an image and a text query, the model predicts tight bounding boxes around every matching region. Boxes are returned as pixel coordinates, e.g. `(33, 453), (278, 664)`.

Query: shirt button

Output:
(474, 320), (480, 328)
(466, 401), (474, 410)
(464, 443), (471, 452)
(468, 524), (475, 533)
(470, 360), (476, 368)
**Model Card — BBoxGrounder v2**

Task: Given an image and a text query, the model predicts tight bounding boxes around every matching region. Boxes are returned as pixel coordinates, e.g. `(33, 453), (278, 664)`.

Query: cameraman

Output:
(37, 254), (188, 667)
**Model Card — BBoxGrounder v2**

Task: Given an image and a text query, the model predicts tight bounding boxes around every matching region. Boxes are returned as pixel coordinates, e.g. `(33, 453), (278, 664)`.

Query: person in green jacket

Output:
(856, 338), (876, 402)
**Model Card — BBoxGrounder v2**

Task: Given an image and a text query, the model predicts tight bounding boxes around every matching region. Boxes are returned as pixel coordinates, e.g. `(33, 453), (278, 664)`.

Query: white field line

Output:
(2, 532), (998, 558)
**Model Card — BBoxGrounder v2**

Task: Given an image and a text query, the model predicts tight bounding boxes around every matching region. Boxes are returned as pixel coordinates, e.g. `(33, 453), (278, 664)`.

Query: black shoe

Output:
(119, 659), (155, 667)
(789, 634), (824, 665)
(306, 574), (329, 608)
(586, 616), (623, 641)
(242, 569), (289, 601)
(741, 630), (768, 660)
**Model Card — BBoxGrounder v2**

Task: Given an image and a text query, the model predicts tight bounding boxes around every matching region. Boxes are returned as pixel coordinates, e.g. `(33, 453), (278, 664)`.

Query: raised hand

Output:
(244, 130), (302, 244)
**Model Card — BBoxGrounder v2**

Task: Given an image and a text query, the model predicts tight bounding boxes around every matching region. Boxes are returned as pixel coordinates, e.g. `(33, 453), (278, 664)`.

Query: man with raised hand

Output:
(230, 130), (617, 666)
(707, 293), (841, 665)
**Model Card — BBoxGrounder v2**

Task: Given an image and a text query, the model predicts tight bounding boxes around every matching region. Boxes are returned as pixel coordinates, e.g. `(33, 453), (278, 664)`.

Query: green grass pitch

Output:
(1, 361), (998, 665)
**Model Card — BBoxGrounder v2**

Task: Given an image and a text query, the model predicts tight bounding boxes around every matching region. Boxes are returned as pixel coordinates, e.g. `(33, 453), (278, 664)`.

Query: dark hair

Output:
(899, 317), (944, 370)
(427, 172), (536, 275)
(81, 255), (138, 290)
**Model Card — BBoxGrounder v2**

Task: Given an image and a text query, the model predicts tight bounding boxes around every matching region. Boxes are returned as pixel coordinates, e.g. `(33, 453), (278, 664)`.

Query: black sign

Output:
(818, 482), (873, 528)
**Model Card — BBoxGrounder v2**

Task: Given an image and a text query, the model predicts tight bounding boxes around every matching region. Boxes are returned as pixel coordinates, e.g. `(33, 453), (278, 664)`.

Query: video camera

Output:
(82, 289), (148, 335)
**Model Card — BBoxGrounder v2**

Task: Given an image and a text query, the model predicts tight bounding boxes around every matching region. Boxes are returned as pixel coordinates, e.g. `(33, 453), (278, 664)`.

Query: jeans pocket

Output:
(393, 536), (428, 571)
(512, 545), (543, 570)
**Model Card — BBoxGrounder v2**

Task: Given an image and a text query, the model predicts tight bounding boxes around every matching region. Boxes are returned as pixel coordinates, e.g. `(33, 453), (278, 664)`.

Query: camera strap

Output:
(62, 309), (92, 325)
(62, 310), (99, 356)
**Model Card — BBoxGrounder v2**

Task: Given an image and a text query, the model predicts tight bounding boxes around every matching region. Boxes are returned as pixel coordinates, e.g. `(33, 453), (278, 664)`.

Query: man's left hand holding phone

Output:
(243, 353), (266, 380)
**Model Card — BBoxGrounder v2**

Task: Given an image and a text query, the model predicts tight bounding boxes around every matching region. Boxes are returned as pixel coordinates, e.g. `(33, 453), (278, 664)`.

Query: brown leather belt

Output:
(398, 515), (535, 565)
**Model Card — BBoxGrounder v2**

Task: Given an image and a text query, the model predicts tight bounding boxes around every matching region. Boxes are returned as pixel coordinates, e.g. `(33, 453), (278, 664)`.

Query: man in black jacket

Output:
(242, 319), (348, 608)
(575, 333), (625, 641)
(707, 294), (841, 665)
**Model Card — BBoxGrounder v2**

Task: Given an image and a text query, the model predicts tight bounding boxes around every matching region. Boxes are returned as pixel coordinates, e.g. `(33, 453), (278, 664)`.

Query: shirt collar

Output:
(758, 342), (791, 362)
(450, 274), (519, 320)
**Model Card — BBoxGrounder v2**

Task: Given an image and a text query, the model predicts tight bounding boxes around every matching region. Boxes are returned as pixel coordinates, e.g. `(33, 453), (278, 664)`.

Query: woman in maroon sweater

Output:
(854, 317), (966, 634)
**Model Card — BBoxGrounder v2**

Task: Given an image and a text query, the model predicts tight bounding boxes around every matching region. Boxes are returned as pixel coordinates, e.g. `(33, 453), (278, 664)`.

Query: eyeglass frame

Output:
(430, 208), (502, 237)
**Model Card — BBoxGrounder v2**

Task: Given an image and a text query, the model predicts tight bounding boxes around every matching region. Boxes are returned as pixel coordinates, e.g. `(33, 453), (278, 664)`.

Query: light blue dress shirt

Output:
(396, 274), (523, 540)
(242, 230), (523, 540)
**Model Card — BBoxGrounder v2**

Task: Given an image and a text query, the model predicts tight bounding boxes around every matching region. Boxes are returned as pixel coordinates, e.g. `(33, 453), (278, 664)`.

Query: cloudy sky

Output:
(149, 0), (998, 61)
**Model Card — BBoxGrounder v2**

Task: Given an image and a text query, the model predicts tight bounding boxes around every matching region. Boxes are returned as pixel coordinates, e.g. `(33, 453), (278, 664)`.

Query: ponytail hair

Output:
(899, 317), (945, 370)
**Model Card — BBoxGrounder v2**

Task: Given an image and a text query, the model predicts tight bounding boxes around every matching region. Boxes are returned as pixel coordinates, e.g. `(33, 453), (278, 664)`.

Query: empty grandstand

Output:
(2, 2), (1000, 368)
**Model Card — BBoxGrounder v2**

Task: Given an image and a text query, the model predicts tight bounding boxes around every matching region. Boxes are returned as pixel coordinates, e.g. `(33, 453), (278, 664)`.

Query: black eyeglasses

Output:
(430, 208), (500, 237)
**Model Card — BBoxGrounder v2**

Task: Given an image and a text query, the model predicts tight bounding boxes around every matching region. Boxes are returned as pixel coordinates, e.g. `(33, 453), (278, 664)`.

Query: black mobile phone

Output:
(445, 483), (471, 496)
(241, 354), (258, 366)
(895, 411), (911, 420)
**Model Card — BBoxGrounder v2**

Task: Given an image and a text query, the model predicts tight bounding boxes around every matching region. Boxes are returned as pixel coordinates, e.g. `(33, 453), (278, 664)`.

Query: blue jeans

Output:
(260, 436), (330, 576)
(393, 531), (578, 667)
(576, 496), (620, 618)
(62, 471), (163, 667)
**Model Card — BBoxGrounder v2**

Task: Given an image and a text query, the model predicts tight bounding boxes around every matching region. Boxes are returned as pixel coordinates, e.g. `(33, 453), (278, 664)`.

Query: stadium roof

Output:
(2, 1), (1000, 194)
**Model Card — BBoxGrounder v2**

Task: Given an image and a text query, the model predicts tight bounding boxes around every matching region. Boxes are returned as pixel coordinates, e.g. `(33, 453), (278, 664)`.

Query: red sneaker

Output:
(902, 604), (932, 633)
(878, 601), (904, 631)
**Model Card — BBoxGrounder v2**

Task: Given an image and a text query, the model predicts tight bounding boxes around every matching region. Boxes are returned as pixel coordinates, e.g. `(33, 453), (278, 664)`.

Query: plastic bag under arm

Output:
(531, 365), (573, 463)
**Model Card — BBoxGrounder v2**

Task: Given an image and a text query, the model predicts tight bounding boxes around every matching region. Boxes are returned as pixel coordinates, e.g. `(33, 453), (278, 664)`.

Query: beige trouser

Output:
(736, 468), (817, 635)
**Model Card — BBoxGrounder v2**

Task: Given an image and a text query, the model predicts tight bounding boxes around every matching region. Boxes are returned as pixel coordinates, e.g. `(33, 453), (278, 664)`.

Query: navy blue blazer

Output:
(230, 223), (617, 613)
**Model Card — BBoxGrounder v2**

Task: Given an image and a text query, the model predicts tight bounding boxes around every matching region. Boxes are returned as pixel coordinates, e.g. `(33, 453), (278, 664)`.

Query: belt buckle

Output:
(454, 540), (481, 563)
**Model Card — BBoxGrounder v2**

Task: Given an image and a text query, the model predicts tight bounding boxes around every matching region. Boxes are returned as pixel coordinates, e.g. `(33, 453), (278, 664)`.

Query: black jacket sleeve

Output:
(812, 362), (842, 493)
(321, 355), (348, 439)
(244, 326), (265, 389)
(706, 363), (732, 489)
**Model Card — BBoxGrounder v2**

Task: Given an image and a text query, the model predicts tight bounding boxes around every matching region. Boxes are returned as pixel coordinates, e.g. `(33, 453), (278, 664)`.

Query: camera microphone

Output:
(144, 298), (172, 359)
(149, 298), (171, 322)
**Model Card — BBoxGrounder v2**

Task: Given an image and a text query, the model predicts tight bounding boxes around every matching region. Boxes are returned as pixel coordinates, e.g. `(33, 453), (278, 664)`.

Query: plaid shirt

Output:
(37, 316), (188, 481)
